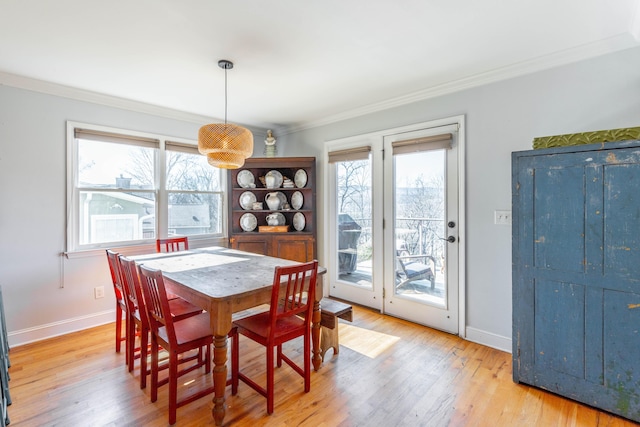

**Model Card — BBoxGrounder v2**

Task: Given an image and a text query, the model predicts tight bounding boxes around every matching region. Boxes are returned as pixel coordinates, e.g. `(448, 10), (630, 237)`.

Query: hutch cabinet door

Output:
(272, 235), (315, 263)
(512, 140), (640, 422)
(230, 235), (271, 256)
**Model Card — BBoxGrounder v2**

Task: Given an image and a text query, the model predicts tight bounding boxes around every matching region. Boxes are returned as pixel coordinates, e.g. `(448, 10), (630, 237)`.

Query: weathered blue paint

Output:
(512, 139), (640, 422)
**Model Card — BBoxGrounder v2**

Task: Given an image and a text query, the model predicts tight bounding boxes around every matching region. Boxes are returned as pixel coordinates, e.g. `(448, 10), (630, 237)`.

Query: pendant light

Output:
(198, 60), (254, 169)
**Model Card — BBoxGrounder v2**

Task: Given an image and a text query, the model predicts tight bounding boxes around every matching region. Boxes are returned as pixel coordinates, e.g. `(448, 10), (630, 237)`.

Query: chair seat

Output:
(157, 312), (212, 346)
(234, 312), (305, 343)
(134, 296), (202, 322)
(403, 262), (433, 279)
(168, 297), (203, 321)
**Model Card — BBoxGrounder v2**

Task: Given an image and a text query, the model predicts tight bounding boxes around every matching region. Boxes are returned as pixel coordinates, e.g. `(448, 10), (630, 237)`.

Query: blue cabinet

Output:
(512, 139), (640, 422)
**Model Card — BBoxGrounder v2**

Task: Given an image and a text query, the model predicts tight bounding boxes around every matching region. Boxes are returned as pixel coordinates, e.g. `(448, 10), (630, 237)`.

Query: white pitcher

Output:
(265, 192), (281, 211)
(266, 213), (281, 226)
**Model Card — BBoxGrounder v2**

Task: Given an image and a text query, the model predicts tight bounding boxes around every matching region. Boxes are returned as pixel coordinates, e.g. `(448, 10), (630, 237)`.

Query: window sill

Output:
(64, 236), (229, 259)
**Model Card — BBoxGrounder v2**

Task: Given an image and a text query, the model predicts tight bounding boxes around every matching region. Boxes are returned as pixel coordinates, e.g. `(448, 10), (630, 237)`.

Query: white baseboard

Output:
(464, 326), (512, 353)
(8, 310), (513, 356)
(8, 309), (116, 348)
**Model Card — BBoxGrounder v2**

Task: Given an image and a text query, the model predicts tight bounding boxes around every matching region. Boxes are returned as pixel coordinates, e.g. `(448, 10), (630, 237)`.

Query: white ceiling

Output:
(1, 0), (639, 132)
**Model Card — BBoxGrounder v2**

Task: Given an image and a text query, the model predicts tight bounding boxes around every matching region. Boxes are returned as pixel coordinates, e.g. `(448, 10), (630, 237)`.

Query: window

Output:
(67, 122), (225, 251)
(165, 142), (224, 237)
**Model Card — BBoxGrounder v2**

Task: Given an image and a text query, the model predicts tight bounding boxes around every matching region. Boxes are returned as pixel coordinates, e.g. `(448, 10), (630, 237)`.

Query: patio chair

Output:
(396, 254), (436, 290)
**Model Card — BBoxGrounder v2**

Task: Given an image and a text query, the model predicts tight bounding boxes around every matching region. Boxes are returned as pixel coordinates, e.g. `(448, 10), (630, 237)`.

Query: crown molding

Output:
(0, 71), (215, 124)
(2, 29), (638, 138)
(0, 71), (277, 134)
(285, 32), (640, 135)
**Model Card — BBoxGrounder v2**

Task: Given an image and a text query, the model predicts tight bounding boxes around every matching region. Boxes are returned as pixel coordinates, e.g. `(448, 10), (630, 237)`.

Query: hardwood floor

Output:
(7, 304), (637, 426)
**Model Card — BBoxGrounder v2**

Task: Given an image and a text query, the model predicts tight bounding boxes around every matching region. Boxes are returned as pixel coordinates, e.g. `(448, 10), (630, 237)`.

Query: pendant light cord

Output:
(224, 66), (228, 125)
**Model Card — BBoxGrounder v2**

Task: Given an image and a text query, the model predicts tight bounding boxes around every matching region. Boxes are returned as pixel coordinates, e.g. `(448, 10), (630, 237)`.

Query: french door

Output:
(382, 126), (459, 333)
(327, 117), (464, 334)
(327, 136), (383, 310)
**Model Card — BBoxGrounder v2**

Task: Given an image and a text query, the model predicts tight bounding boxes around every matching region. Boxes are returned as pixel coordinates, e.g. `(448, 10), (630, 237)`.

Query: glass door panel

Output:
(335, 158), (372, 289)
(329, 145), (384, 309)
(393, 149), (446, 307)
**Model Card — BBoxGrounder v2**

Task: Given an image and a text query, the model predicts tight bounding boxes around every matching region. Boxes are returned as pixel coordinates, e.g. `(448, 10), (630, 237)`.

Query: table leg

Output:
(212, 334), (227, 426)
(209, 303), (233, 426)
(312, 299), (322, 371)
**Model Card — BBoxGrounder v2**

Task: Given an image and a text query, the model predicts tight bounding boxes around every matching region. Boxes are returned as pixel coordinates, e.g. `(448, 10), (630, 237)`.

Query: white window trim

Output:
(65, 121), (228, 256)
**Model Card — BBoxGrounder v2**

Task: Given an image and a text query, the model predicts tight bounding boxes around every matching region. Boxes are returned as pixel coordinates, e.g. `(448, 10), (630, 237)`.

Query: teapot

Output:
(266, 213), (283, 226)
(265, 192), (281, 211)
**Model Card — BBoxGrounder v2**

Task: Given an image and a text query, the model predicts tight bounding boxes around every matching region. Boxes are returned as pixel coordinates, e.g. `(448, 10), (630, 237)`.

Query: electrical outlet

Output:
(494, 210), (512, 225)
(94, 286), (105, 299)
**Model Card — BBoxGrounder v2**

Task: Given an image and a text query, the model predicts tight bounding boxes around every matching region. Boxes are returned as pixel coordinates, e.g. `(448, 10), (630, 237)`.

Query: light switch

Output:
(494, 210), (512, 225)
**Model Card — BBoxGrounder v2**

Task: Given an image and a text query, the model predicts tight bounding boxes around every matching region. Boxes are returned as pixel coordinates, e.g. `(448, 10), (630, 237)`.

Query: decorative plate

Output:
(291, 191), (303, 210)
(240, 213), (257, 232)
(237, 170), (255, 188)
(265, 170), (283, 188)
(294, 169), (307, 188)
(239, 191), (257, 210)
(293, 212), (306, 231)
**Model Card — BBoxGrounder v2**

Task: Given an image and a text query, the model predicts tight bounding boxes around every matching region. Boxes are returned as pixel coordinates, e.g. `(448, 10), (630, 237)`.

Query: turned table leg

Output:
(312, 299), (322, 371)
(212, 334), (227, 426)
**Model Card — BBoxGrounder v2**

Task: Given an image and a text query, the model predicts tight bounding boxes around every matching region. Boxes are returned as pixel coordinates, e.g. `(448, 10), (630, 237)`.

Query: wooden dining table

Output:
(131, 246), (325, 426)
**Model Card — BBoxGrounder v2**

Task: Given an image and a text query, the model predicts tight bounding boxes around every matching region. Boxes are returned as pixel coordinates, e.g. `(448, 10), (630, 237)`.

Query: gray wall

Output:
(1, 46), (639, 349)
(281, 46), (640, 350)
(0, 87), (267, 345)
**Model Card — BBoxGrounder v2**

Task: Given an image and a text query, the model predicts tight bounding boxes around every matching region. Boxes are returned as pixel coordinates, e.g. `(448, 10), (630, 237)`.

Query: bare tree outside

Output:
(337, 159), (372, 264)
(337, 160), (371, 217)
(165, 151), (223, 235)
(336, 151), (445, 282)
(396, 173), (445, 262)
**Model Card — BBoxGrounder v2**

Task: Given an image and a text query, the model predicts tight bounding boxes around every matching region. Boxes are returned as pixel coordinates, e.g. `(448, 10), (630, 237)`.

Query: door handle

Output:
(440, 236), (456, 243)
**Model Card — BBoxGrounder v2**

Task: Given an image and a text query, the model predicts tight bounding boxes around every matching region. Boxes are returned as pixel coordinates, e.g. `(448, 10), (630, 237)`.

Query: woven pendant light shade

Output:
(198, 123), (253, 169)
(198, 59), (254, 169)
(207, 152), (246, 169)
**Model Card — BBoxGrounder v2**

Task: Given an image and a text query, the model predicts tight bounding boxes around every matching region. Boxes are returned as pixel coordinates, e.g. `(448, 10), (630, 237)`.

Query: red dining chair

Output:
(137, 263), (216, 425)
(231, 260), (319, 414)
(118, 255), (204, 389)
(105, 249), (128, 356)
(156, 236), (189, 253)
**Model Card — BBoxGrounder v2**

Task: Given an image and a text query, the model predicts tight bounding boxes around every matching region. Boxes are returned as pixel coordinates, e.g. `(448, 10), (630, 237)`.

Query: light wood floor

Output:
(7, 304), (638, 426)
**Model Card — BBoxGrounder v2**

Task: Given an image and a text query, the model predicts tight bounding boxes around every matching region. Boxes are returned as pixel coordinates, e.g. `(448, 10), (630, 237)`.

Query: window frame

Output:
(66, 121), (227, 254)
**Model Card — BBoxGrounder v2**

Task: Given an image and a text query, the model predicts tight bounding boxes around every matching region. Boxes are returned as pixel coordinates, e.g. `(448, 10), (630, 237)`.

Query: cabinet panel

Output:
(533, 166), (585, 272)
(512, 140), (640, 422)
(230, 236), (270, 256)
(604, 163), (640, 277)
(272, 235), (315, 263)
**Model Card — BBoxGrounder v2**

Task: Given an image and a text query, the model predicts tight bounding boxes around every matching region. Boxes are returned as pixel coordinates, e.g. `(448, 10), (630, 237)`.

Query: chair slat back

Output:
(137, 264), (176, 344)
(156, 237), (189, 253)
(270, 260), (318, 331)
(118, 255), (143, 321)
(106, 249), (124, 300)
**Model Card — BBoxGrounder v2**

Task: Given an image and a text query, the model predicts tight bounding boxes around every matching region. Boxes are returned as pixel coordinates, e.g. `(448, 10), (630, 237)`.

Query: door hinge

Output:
(382, 288), (385, 298)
